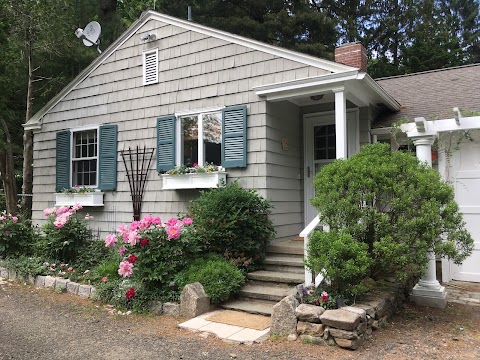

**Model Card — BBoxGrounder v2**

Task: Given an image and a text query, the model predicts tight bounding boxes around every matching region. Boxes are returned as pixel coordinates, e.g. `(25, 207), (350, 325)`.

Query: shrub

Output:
(309, 143), (473, 293)
(39, 205), (92, 263)
(175, 254), (245, 303)
(6, 256), (47, 277)
(103, 214), (200, 304)
(0, 212), (38, 258)
(306, 230), (372, 297)
(187, 181), (275, 270)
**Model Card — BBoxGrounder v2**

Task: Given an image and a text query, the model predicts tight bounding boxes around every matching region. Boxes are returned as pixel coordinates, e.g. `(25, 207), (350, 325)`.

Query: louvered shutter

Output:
(222, 105), (247, 168)
(56, 130), (71, 192)
(98, 125), (118, 191)
(157, 116), (176, 172)
(143, 49), (158, 85)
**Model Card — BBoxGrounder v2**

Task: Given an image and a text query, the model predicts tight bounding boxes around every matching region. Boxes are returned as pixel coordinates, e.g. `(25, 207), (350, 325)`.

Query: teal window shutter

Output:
(99, 124), (118, 191)
(222, 105), (247, 168)
(157, 116), (176, 172)
(56, 130), (71, 192)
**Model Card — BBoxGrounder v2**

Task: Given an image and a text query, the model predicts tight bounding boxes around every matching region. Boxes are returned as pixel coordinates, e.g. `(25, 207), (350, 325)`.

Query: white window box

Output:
(161, 172), (227, 190)
(54, 192), (104, 207)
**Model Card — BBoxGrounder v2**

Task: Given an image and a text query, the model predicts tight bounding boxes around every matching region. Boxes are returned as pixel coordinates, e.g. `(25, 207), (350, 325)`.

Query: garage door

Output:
(450, 169), (480, 282)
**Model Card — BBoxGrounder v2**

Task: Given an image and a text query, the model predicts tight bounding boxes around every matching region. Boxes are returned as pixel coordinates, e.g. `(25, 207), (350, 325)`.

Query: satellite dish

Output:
(74, 21), (102, 54)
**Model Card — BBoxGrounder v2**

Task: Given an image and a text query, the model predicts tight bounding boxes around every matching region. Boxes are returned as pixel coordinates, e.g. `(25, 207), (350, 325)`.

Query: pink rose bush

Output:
(0, 211), (37, 258)
(103, 214), (197, 300)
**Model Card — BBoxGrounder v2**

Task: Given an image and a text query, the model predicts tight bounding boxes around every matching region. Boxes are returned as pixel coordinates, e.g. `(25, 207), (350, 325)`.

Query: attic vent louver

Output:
(143, 49), (158, 85)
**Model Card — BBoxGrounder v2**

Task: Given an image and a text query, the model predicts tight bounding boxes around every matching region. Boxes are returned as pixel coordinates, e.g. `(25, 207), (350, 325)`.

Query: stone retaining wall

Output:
(271, 284), (404, 350)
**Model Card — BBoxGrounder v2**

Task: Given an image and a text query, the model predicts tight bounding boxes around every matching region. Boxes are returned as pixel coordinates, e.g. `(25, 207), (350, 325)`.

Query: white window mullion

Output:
(198, 114), (204, 166)
(176, 117), (182, 167)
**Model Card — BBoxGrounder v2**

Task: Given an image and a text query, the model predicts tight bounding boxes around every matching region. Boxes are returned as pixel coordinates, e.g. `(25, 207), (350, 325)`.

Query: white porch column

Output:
(333, 87), (348, 159)
(410, 135), (447, 309)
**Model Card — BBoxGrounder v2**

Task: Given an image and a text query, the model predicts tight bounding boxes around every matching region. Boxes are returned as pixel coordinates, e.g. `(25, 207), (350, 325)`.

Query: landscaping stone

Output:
(329, 328), (358, 340)
(149, 301), (163, 314)
(35, 275), (46, 287)
(356, 321), (367, 335)
(8, 270), (17, 281)
(66, 282), (79, 295)
(90, 287), (96, 298)
(371, 320), (379, 330)
(295, 304), (324, 323)
(78, 284), (92, 297)
(353, 303), (376, 318)
(296, 321), (324, 336)
(271, 295), (298, 336)
(320, 309), (361, 331)
(44, 276), (56, 288)
(287, 334), (298, 341)
(26, 275), (36, 285)
(179, 282), (210, 319)
(163, 302), (180, 316)
(55, 279), (69, 292)
(335, 335), (364, 350)
(299, 335), (327, 345)
(0, 267), (9, 278)
(343, 306), (366, 322)
(363, 295), (391, 319)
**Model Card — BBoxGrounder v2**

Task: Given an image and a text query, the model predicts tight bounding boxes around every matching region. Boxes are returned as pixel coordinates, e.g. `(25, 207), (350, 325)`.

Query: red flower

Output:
(127, 254), (138, 264)
(125, 287), (135, 300)
(140, 238), (149, 247)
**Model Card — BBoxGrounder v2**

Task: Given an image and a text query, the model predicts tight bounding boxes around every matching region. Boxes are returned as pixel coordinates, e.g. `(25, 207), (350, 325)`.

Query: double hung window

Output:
(72, 129), (98, 187)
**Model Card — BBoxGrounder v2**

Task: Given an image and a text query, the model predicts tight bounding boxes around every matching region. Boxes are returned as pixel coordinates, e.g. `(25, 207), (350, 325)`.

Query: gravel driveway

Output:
(0, 280), (479, 360)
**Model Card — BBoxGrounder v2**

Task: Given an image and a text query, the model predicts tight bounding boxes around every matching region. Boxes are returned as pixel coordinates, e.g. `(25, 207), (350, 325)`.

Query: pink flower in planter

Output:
(105, 234), (117, 247)
(118, 261), (133, 277)
(118, 246), (126, 256)
(182, 217), (193, 226)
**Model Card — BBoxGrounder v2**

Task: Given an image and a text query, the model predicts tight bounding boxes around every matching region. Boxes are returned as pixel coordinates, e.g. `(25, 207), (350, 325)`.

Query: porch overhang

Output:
(253, 70), (400, 111)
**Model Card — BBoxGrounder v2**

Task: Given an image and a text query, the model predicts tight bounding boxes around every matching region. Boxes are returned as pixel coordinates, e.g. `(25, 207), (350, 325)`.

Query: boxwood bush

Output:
(174, 254), (245, 304)
(187, 182), (275, 270)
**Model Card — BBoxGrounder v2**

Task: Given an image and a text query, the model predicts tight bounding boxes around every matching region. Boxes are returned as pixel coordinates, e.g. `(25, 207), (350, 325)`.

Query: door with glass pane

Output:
(304, 110), (359, 225)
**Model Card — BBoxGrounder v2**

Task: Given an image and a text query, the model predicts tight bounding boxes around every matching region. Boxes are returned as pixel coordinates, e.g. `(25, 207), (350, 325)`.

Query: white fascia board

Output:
(253, 70), (361, 100)
(362, 75), (401, 111)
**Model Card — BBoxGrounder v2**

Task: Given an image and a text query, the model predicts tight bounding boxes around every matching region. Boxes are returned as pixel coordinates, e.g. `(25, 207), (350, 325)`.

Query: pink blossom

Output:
(117, 224), (129, 242)
(321, 291), (329, 303)
(105, 233), (118, 247)
(53, 213), (69, 228)
(102, 277), (108, 282)
(84, 214), (94, 220)
(152, 216), (161, 225)
(0, 216), (5, 221)
(118, 246), (126, 256)
(61, 263), (66, 267)
(166, 218), (178, 227)
(66, 267), (73, 272)
(127, 230), (140, 246)
(182, 217), (193, 226)
(129, 221), (141, 231)
(56, 206), (70, 215)
(140, 214), (155, 229)
(11, 216), (18, 222)
(166, 226), (181, 239)
(72, 204), (83, 211)
(118, 261), (134, 277)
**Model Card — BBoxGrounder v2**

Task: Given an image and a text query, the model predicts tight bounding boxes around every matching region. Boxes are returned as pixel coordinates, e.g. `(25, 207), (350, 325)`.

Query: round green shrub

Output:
(175, 254), (246, 304)
(309, 143), (473, 293)
(187, 181), (275, 270)
(0, 214), (38, 258)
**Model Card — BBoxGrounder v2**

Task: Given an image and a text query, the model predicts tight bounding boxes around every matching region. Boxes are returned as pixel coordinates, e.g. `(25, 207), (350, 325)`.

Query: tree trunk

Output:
(22, 37), (33, 217)
(0, 117), (18, 215)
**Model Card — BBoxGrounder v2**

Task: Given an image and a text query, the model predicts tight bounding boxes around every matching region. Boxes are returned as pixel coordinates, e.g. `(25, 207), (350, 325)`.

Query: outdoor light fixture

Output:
(140, 33), (157, 42)
(310, 95), (324, 101)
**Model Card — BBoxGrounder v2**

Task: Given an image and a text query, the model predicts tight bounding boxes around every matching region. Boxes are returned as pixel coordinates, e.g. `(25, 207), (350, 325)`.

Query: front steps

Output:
(220, 240), (304, 316)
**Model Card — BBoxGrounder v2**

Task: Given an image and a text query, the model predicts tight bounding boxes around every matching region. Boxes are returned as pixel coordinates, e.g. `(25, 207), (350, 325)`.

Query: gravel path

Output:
(0, 280), (479, 360)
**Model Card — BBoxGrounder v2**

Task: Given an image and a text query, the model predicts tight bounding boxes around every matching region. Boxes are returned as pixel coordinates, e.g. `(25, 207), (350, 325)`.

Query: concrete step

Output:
(239, 283), (297, 302)
(264, 255), (304, 267)
(263, 264), (304, 274)
(266, 243), (303, 256)
(247, 270), (304, 285)
(220, 298), (276, 316)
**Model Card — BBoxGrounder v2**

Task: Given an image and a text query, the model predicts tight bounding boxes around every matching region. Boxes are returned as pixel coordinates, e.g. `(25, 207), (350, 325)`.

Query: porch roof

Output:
(253, 70), (400, 111)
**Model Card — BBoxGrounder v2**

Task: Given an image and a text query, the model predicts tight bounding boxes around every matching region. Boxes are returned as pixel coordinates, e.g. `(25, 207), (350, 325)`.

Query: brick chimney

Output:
(334, 42), (367, 72)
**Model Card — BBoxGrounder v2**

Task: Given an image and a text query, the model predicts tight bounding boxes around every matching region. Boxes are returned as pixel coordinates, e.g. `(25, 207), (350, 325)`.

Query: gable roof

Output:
(374, 63), (480, 128)
(25, 10), (355, 130)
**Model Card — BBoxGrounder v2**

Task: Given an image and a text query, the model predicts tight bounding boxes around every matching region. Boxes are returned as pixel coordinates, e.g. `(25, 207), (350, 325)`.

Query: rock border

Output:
(271, 282), (405, 350)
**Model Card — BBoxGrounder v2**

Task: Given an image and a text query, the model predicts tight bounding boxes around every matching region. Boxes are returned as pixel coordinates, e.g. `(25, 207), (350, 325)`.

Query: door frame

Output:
(303, 109), (359, 227)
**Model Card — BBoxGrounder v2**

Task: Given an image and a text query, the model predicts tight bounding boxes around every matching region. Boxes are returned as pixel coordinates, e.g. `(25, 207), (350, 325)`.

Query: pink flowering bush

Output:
(40, 205), (92, 262)
(299, 284), (341, 310)
(102, 214), (199, 303)
(0, 211), (38, 258)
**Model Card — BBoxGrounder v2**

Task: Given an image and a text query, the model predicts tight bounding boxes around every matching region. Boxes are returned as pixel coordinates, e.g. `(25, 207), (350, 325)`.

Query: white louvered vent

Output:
(143, 49), (158, 85)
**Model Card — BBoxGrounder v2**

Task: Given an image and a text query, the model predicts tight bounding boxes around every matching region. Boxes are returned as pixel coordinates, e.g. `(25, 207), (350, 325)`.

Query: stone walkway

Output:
(179, 310), (270, 344)
(444, 281), (480, 306)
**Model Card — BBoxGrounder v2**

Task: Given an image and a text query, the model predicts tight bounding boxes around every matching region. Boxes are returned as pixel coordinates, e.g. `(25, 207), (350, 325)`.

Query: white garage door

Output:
(449, 143), (480, 282)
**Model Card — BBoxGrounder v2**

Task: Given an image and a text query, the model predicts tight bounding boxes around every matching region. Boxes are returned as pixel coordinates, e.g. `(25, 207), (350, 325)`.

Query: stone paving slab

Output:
(179, 310), (271, 344)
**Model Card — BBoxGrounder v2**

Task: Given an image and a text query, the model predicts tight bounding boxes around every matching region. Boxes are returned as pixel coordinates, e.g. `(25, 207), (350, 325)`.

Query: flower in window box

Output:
(61, 186), (96, 194)
(166, 162), (222, 175)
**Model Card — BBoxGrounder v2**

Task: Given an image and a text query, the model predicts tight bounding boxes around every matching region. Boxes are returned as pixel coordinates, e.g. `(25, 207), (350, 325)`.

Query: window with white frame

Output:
(178, 110), (222, 167)
(72, 128), (98, 186)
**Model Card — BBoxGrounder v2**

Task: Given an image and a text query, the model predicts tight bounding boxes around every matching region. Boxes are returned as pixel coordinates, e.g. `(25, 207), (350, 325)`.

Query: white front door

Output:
(303, 110), (359, 226)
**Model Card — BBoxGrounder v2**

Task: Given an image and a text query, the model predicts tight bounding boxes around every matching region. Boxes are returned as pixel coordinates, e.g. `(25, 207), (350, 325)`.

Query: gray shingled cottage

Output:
(24, 10), (480, 304)
(25, 10), (399, 241)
